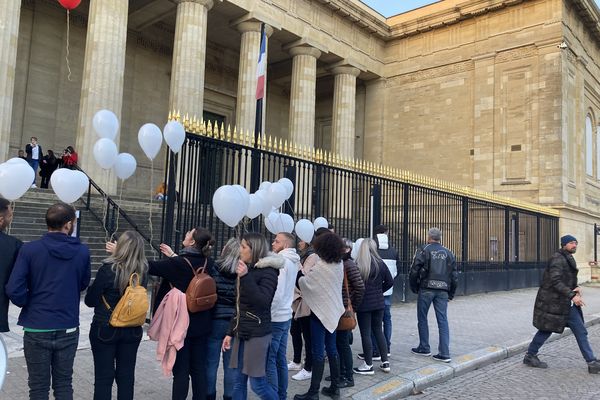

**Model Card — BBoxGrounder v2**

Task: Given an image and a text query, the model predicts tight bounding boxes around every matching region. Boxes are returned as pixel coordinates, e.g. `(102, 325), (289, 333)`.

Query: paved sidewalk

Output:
(3, 286), (600, 399)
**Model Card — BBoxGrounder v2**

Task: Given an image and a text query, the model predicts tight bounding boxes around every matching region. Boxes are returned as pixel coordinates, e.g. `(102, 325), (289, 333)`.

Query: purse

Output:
(337, 271), (357, 331)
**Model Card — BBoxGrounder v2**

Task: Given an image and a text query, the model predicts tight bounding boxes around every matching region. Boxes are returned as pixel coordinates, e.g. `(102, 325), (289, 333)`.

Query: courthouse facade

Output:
(1, 0), (600, 273)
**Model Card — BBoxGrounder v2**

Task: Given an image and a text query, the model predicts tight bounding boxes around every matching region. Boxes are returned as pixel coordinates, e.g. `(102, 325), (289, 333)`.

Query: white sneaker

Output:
(287, 361), (302, 371)
(292, 368), (312, 381)
(352, 361), (374, 375)
(30, 184), (37, 188)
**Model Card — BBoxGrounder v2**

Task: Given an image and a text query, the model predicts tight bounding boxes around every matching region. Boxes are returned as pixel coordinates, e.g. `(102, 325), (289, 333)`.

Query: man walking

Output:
(409, 227), (457, 362)
(7, 203), (91, 399)
(0, 198), (22, 333)
(268, 232), (301, 400)
(25, 137), (42, 188)
(524, 235), (600, 373)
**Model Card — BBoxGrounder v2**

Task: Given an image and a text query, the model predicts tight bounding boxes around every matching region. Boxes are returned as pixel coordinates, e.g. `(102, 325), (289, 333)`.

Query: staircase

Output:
(9, 188), (163, 278)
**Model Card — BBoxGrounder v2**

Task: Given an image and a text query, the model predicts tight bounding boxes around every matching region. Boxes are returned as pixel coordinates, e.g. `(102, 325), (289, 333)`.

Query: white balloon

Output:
(5, 157), (29, 167)
(232, 185), (250, 216)
(212, 185), (246, 227)
(278, 178), (294, 199)
(246, 193), (263, 219)
(50, 169), (89, 203)
(93, 109), (119, 141)
(295, 219), (314, 243)
(313, 217), (329, 231)
(259, 181), (271, 191)
(280, 213), (294, 233)
(268, 182), (287, 208)
(255, 189), (272, 217)
(93, 138), (118, 169)
(163, 121), (186, 154)
(138, 123), (163, 161)
(0, 162), (34, 201)
(265, 212), (283, 234)
(114, 153), (137, 180)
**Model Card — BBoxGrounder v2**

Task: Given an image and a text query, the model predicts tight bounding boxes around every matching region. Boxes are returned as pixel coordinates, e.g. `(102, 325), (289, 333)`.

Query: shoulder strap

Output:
(182, 257), (208, 277)
(343, 271), (353, 312)
(102, 295), (112, 311)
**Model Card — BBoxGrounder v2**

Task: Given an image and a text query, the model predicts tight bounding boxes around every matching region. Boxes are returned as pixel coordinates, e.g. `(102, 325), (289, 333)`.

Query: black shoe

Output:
(523, 353), (547, 369)
(321, 386), (340, 399)
(357, 353), (381, 361)
(588, 360), (600, 374)
(411, 347), (432, 357)
(338, 378), (354, 388)
(432, 354), (451, 363)
(294, 393), (319, 400)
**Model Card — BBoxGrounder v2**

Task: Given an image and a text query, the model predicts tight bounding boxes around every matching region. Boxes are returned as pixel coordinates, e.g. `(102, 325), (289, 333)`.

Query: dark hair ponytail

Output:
(192, 227), (215, 256)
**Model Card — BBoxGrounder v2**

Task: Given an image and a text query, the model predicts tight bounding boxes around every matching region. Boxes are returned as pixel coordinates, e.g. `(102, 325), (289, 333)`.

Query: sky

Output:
(361, 0), (600, 18)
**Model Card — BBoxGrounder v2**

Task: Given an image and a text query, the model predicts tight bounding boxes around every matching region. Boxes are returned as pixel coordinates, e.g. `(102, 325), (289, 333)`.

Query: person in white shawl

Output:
(294, 232), (345, 400)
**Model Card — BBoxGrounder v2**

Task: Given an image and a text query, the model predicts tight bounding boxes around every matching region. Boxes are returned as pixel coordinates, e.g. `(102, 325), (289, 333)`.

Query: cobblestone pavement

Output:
(415, 323), (600, 400)
(3, 286), (600, 399)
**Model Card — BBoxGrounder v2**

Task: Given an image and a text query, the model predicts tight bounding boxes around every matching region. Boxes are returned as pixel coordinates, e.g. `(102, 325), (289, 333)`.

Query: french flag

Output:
(255, 24), (267, 100)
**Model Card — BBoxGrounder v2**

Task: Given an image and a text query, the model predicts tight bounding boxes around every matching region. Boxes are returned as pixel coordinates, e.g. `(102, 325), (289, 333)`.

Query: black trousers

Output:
(290, 316), (312, 371)
(172, 335), (208, 400)
(356, 309), (388, 366)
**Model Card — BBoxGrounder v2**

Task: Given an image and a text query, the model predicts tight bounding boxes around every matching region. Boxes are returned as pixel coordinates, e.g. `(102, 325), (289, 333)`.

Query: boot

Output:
(588, 360), (600, 374)
(321, 356), (340, 399)
(523, 353), (547, 369)
(294, 359), (325, 400)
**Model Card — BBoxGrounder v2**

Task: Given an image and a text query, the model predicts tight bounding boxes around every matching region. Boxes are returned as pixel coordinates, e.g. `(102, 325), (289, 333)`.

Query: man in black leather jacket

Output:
(409, 227), (457, 363)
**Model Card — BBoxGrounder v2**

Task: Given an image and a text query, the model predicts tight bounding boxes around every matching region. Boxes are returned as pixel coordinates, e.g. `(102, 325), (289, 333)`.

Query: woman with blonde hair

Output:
(352, 238), (394, 375)
(85, 230), (149, 400)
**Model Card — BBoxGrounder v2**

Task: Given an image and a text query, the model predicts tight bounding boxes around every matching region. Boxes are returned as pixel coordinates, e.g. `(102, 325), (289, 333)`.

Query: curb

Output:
(352, 314), (600, 399)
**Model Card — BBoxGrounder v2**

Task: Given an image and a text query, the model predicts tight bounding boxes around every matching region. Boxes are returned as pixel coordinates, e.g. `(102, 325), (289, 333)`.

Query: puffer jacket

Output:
(342, 255), (365, 309)
(356, 260), (394, 313)
(211, 267), (236, 321)
(227, 254), (284, 340)
(532, 249), (579, 333)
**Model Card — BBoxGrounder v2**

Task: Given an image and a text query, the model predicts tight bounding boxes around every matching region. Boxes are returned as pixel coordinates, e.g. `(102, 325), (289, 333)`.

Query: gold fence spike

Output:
(219, 123), (225, 140)
(232, 125), (237, 143)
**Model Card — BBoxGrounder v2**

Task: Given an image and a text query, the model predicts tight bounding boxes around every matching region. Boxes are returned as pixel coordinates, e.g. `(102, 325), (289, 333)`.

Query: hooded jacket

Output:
(228, 254), (284, 339)
(375, 233), (399, 296)
(271, 248), (300, 322)
(6, 232), (91, 329)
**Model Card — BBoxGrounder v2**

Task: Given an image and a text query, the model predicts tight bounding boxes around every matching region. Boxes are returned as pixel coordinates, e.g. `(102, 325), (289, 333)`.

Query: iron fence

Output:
(161, 130), (559, 301)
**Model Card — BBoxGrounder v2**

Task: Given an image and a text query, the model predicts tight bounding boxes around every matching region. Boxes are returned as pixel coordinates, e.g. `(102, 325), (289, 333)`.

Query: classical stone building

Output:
(1, 0), (599, 274)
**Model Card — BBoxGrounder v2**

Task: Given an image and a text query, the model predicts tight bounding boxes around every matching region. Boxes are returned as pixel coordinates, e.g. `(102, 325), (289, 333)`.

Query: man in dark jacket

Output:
(0, 198), (22, 332)
(409, 227), (457, 363)
(524, 235), (600, 373)
(6, 202), (91, 399)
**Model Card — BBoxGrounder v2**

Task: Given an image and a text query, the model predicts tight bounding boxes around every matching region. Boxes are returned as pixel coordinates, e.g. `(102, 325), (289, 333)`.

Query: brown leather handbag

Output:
(337, 271), (357, 331)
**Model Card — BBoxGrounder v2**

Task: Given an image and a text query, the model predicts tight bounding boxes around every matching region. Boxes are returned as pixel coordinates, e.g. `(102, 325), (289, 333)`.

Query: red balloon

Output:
(58, 0), (81, 10)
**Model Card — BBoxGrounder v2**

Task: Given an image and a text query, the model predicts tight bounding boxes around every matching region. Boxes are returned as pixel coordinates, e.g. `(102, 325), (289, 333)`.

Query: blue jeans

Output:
(232, 339), (278, 400)
(89, 322), (143, 400)
(310, 314), (337, 362)
(371, 296), (393, 355)
(417, 289), (450, 358)
(266, 320), (291, 400)
(528, 305), (596, 362)
(206, 319), (234, 398)
(23, 328), (79, 400)
(28, 159), (39, 184)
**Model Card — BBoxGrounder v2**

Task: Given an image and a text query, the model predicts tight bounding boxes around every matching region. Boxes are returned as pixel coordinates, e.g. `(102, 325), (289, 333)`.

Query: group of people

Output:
(0, 198), (599, 400)
(18, 136), (78, 188)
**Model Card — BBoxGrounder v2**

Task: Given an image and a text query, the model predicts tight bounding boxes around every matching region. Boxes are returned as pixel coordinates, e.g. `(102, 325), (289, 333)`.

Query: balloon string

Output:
(149, 160), (156, 259)
(110, 180), (124, 241)
(65, 10), (72, 82)
(7, 201), (15, 235)
(101, 170), (110, 242)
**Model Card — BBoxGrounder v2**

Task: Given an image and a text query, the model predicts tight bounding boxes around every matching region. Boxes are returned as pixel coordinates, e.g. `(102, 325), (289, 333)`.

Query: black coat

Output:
(84, 262), (149, 325)
(211, 267), (236, 321)
(149, 253), (215, 337)
(39, 155), (59, 177)
(342, 257), (365, 309)
(533, 249), (579, 333)
(355, 260), (394, 313)
(0, 232), (22, 332)
(227, 255), (283, 340)
(25, 143), (42, 161)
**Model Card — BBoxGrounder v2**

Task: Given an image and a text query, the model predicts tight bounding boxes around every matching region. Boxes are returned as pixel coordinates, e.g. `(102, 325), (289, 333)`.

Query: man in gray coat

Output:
(524, 234), (600, 373)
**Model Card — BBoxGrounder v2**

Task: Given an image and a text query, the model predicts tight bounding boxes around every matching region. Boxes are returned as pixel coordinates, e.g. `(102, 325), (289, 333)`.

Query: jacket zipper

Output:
(246, 311), (262, 325)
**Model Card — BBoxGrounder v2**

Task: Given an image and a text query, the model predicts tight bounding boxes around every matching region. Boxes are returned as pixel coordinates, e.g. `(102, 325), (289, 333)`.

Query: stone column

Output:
(76, 0), (128, 192)
(169, 0), (214, 118)
(235, 21), (272, 135)
(331, 66), (360, 159)
(288, 46), (321, 148)
(0, 0), (21, 161)
(363, 78), (386, 163)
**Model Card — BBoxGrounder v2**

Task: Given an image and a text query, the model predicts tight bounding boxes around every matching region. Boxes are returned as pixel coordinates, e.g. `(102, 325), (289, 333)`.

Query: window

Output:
(586, 114), (593, 176)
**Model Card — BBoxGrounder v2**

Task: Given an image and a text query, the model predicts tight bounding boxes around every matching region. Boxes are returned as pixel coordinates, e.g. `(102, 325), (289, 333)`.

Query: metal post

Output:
(371, 184), (381, 237)
(461, 197), (469, 264)
(283, 165), (296, 216)
(595, 223), (598, 263)
(164, 152), (177, 247)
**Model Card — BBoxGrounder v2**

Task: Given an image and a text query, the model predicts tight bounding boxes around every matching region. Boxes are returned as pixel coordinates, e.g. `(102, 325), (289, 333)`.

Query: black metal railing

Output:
(161, 131), (559, 301)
